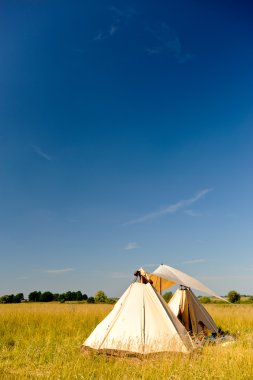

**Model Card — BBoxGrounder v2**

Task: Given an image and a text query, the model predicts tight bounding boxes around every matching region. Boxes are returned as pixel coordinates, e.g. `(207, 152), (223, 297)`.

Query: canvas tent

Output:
(82, 269), (194, 355)
(168, 287), (218, 336)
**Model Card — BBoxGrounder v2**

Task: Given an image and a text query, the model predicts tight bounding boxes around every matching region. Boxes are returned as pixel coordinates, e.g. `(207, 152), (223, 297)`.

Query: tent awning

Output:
(152, 264), (226, 302)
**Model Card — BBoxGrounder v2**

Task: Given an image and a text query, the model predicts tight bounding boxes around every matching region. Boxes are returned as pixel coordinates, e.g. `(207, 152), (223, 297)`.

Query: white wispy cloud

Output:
(109, 25), (118, 36)
(93, 6), (136, 42)
(31, 144), (51, 161)
(107, 6), (137, 20)
(184, 209), (201, 217)
(146, 47), (162, 55)
(126, 188), (213, 225)
(146, 23), (194, 63)
(124, 242), (140, 250)
(43, 268), (74, 274)
(93, 33), (105, 41)
(93, 27), (117, 41)
(143, 263), (159, 268)
(182, 259), (207, 265)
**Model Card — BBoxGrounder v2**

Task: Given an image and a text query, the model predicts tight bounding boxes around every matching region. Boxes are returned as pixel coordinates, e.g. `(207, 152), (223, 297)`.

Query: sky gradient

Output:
(1, 0), (253, 297)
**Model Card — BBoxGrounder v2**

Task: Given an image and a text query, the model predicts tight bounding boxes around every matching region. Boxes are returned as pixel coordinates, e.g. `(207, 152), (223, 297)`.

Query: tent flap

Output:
(153, 264), (226, 302)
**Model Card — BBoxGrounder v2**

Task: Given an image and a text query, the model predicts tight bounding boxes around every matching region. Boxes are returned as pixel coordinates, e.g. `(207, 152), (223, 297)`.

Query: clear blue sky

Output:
(1, 0), (253, 297)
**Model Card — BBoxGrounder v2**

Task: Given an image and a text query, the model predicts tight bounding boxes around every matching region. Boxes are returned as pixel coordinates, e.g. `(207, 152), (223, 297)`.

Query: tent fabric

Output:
(149, 274), (176, 293)
(83, 282), (194, 354)
(135, 267), (175, 292)
(168, 288), (218, 335)
(153, 264), (225, 301)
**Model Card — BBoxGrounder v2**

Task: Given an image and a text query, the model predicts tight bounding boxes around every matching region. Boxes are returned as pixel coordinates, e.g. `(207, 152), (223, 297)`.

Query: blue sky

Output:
(1, 0), (253, 297)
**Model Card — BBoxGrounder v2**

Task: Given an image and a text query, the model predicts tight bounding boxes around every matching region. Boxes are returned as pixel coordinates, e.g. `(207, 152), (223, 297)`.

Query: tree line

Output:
(1, 289), (251, 304)
(0, 290), (116, 304)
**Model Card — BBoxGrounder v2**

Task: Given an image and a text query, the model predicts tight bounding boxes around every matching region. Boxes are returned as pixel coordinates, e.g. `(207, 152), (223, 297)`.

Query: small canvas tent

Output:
(82, 269), (194, 355)
(168, 287), (218, 336)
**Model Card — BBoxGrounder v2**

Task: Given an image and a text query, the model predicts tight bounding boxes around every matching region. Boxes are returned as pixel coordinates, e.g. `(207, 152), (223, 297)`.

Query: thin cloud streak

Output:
(43, 268), (74, 274)
(124, 242), (140, 250)
(184, 209), (201, 217)
(182, 259), (207, 265)
(109, 25), (118, 36)
(146, 23), (194, 63)
(93, 33), (104, 41)
(31, 144), (51, 161)
(107, 6), (136, 19)
(143, 263), (159, 268)
(126, 188), (213, 225)
(93, 6), (136, 42)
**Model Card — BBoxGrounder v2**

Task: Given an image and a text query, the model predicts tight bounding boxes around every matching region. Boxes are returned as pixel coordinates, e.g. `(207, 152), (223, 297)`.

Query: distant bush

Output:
(94, 291), (108, 303)
(163, 292), (173, 303)
(240, 296), (253, 304)
(28, 291), (41, 302)
(87, 297), (95, 304)
(228, 290), (241, 303)
(40, 292), (54, 302)
(199, 296), (211, 304)
(107, 298), (117, 304)
(0, 293), (24, 304)
(1, 290), (115, 304)
(28, 290), (88, 302)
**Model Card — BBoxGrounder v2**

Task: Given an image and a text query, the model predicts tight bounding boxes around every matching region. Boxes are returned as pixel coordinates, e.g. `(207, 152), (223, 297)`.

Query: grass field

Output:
(0, 303), (253, 379)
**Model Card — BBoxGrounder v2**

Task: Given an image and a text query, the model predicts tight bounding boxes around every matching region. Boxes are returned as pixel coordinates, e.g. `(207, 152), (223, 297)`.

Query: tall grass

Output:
(0, 303), (253, 379)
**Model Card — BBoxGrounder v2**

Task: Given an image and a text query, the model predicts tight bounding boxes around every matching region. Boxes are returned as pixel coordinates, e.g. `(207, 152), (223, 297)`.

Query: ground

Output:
(0, 303), (253, 379)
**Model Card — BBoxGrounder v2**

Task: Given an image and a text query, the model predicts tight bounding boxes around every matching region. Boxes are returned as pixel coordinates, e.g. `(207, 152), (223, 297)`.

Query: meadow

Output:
(0, 303), (253, 379)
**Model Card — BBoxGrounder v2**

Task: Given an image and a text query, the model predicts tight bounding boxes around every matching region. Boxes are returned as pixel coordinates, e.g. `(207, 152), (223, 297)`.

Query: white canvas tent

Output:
(168, 287), (218, 336)
(82, 269), (194, 355)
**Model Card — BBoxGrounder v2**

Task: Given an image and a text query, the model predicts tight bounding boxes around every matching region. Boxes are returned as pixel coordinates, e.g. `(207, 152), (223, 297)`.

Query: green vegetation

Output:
(227, 290), (241, 304)
(0, 290), (116, 304)
(162, 291), (173, 303)
(28, 291), (88, 303)
(94, 290), (108, 303)
(199, 296), (211, 304)
(2, 289), (253, 305)
(0, 293), (24, 304)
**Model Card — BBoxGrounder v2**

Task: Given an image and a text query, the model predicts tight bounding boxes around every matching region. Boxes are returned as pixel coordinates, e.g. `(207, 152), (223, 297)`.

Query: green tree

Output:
(28, 291), (41, 302)
(58, 293), (66, 302)
(53, 293), (59, 301)
(163, 292), (173, 303)
(82, 293), (88, 301)
(0, 295), (11, 303)
(64, 291), (73, 301)
(40, 291), (54, 302)
(228, 290), (241, 303)
(87, 297), (95, 304)
(94, 290), (108, 303)
(75, 291), (82, 301)
(107, 298), (116, 304)
(13, 293), (24, 303)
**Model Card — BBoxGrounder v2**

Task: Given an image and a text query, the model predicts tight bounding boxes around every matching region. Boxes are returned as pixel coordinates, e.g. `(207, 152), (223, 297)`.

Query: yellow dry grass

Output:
(0, 303), (253, 379)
